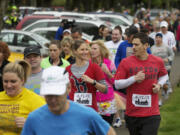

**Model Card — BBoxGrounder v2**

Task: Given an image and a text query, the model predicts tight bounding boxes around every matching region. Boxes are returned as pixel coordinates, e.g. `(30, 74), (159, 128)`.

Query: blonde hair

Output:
(61, 36), (74, 48)
(90, 40), (110, 59)
(3, 60), (31, 84)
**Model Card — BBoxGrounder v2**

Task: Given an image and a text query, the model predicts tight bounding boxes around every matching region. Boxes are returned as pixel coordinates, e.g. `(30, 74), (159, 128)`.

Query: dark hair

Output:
(99, 24), (106, 30)
(71, 27), (82, 34)
(0, 41), (10, 60)
(132, 32), (149, 44)
(140, 28), (149, 34)
(45, 40), (61, 49)
(114, 25), (122, 34)
(71, 40), (85, 51)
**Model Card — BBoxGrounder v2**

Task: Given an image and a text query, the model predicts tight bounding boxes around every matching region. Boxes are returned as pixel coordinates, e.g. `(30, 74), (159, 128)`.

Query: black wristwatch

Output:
(93, 80), (97, 86)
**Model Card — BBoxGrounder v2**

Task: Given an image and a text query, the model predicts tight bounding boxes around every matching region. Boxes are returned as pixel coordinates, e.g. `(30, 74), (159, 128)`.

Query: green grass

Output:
(158, 87), (180, 135)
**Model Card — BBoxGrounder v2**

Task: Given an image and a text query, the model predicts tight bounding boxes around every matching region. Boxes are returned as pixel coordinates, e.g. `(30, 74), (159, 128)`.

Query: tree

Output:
(0, 0), (9, 31)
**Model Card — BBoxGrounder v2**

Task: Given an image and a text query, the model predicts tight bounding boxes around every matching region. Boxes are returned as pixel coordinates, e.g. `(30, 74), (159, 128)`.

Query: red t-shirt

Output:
(115, 55), (167, 117)
(66, 61), (105, 111)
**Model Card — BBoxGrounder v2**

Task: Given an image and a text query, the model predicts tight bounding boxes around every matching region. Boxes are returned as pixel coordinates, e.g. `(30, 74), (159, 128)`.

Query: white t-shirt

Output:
(105, 40), (123, 61)
(161, 31), (176, 49)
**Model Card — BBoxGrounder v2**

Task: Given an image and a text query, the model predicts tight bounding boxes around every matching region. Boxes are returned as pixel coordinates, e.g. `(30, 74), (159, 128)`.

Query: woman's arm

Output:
(81, 75), (107, 93)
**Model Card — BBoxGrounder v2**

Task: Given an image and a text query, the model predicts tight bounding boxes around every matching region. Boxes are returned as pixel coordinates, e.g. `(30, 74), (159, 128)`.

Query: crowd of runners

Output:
(0, 8), (180, 135)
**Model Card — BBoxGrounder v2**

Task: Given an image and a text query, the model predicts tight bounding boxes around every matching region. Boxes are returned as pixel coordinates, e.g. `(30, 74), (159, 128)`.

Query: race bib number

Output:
(74, 93), (92, 105)
(132, 94), (151, 107)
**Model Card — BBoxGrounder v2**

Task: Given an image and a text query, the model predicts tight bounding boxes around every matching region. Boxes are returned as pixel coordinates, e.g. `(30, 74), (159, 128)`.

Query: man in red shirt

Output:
(114, 32), (168, 135)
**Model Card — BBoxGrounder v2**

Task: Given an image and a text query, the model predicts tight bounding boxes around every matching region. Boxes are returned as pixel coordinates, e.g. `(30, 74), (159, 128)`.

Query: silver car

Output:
(0, 30), (50, 58)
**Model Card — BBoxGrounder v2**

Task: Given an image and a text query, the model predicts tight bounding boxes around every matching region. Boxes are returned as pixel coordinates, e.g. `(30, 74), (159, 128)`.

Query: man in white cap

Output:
(160, 20), (176, 52)
(21, 66), (116, 135)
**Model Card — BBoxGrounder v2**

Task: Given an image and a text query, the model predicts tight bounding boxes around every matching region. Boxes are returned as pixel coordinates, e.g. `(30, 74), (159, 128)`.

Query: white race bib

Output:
(132, 94), (151, 107)
(74, 93), (92, 105)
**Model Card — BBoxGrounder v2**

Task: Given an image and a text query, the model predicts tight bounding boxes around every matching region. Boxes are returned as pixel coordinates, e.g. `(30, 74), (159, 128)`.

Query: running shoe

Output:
(113, 118), (122, 128)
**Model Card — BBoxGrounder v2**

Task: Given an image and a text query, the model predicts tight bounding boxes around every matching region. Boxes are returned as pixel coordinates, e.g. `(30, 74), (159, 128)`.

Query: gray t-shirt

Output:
(151, 44), (174, 70)
(24, 70), (43, 95)
(71, 61), (107, 89)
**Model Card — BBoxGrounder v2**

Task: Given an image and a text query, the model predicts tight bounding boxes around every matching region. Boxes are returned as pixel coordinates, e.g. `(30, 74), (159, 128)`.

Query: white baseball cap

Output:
(160, 21), (168, 28)
(40, 66), (69, 96)
(63, 29), (71, 34)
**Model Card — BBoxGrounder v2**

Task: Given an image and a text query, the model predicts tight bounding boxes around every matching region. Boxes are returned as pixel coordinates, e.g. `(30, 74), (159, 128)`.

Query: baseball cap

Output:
(155, 33), (163, 38)
(63, 29), (71, 34)
(40, 66), (69, 96)
(160, 21), (168, 28)
(24, 46), (41, 57)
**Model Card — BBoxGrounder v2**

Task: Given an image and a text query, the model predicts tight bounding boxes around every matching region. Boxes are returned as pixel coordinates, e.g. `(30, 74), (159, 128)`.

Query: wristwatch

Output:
(93, 80), (97, 86)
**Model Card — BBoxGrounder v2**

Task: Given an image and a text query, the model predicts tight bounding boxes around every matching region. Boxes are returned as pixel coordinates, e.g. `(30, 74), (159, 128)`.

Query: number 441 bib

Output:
(132, 94), (152, 107)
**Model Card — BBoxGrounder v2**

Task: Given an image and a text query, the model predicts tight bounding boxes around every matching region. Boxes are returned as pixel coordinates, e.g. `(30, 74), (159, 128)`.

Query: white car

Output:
(0, 30), (50, 59)
(22, 18), (116, 37)
(30, 27), (93, 42)
(94, 14), (132, 27)
(33, 11), (100, 21)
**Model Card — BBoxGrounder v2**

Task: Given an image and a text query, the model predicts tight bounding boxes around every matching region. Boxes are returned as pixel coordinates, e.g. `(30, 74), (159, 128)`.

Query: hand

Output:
(152, 83), (161, 93)
(134, 71), (145, 83)
(163, 58), (169, 63)
(81, 75), (94, 84)
(101, 63), (113, 78)
(15, 117), (26, 128)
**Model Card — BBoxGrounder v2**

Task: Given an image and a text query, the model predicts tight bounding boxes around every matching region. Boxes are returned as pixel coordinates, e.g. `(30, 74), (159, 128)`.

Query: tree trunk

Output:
(30, 0), (37, 6)
(147, 0), (151, 9)
(0, 0), (9, 31)
(65, 0), (71, 11)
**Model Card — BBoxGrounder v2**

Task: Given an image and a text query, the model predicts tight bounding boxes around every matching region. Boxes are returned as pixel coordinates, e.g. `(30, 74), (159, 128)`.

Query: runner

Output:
(21, 66), (116, 135)
(115, 32), (168, 135)
(0, 41), (10, 92)
(66, 40), (107, 111)
(0, 60), (45, 135)
(90, 40), (117, 125)
(24, 46), (43, 95)
(41, 40), (70, 69)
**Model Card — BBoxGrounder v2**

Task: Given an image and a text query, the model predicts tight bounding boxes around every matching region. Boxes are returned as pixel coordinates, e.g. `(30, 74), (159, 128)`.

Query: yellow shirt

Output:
(0, 87), (45, 135)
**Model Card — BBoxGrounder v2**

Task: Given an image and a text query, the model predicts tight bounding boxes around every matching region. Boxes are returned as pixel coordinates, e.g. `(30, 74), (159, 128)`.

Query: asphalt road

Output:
(114, 52), (180, 135)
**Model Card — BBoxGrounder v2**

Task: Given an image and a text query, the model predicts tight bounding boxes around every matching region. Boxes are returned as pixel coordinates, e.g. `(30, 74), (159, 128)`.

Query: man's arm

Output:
(107, 126), (116, 135)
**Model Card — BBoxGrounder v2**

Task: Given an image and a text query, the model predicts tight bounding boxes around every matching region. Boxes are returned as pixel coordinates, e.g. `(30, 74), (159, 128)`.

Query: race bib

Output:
(74, 93), (92, 105)
(132, 94), (151, 107)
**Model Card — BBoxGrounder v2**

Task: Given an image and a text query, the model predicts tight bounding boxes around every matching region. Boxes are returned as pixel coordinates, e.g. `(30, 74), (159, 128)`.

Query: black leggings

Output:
(101, 114), (115, 125)
(125, 115), (161, 135)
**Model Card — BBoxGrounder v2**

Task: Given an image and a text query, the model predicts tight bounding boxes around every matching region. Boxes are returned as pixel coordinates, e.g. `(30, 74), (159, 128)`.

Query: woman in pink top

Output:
(90, 40), (117, 124)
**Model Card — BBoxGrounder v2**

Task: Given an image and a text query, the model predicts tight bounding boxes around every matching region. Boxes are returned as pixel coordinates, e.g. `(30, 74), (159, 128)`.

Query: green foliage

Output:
(51, 0), (65, 6)
(158, 87), (180, 135)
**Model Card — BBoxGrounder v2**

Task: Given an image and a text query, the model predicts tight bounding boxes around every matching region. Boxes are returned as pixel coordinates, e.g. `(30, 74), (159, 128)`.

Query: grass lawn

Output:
(158, 87), (180, 135)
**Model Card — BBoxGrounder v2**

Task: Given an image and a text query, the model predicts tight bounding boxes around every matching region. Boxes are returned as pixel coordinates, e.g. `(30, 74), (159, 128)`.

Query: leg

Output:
(140, 115), (161, 135)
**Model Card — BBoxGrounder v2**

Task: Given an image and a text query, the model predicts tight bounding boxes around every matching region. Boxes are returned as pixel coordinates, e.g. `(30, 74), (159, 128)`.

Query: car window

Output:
(75, 22), (98, 36)
(17, 34), (39, 47)
(99, 17), (110, 22)
(26, 22), (48, 31)
(110, 18), (128, 26)
(48, 22), (60, 27)
(0, 33), (14, 45)
(35, 31), (56, 40)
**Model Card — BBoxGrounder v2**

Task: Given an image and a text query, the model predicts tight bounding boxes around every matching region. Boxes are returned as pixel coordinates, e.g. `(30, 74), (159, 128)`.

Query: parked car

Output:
(30, 27), (93, 42)
(22, 18), (115, 37)
(94, 14), (132, 27)
(16, 15), (59, 30)
(32, 11), (100, 21)
(0, 30), (50, 61)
